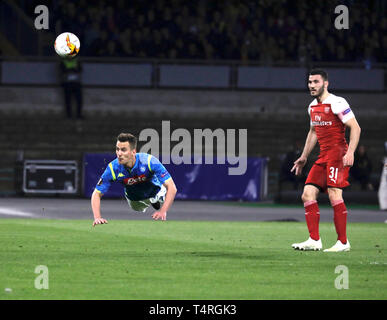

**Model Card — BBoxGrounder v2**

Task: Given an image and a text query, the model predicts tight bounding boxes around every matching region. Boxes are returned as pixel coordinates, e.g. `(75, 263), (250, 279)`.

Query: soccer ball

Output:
(54, 32), (80, 58)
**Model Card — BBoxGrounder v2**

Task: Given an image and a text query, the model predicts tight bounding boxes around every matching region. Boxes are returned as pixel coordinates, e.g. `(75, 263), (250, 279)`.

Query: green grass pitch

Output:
(0, 218), (386, 300)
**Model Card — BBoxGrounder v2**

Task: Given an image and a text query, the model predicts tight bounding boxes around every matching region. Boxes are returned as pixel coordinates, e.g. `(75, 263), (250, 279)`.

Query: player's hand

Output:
(291, 156), (307, 176)
(92, 218), (108, 227)
(152, 211), (167, 221)
(343, 151), (354, 167)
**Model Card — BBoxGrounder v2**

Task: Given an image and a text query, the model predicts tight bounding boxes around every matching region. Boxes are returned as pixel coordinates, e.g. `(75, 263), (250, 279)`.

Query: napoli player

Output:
(291, 69), (361, 252)
(91, 133), (177, 226)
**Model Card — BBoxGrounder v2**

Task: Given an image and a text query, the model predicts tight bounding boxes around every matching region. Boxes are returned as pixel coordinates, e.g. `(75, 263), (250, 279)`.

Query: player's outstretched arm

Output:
(291, 126), (317, 176)
(91, 189), (108, 227)
(152, 178), (177, 221)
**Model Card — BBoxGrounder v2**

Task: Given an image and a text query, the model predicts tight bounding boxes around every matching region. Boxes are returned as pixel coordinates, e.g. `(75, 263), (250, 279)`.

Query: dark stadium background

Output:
(0, 0), (386, 207)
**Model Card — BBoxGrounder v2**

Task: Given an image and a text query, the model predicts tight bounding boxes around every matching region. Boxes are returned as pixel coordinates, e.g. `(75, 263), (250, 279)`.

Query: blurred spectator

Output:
(187, 43), (201, 59)
(324, 36), (337, 62)
(361, 47), (377, 70)
(336, 45), (347, 62)
(175, 38), (187, 59)
(59, 57), (84, 119)
(146, 10), (158, 29)
(103, 6), (118, 34)
(89, 30), (109, 56)
(118, 28), (133, 56)
(351, 145), (374, 190)
(131, 29), (147, 58)
(168, 48), (178, 59)
(149, 30), (164, 58)
(84, 21), (101, 52)
(106, 40), (122, 57)
(346, 36), (359, 61)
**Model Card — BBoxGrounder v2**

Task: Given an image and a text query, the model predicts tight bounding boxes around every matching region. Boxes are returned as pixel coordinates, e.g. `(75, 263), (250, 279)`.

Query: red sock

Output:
(332, 200), (348, 244)
(304, 200), (320, 241)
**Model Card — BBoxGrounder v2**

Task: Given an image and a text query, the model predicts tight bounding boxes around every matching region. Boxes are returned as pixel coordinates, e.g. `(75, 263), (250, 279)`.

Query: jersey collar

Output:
(124, 153), (139, 173)
(319, 93), (331, 105)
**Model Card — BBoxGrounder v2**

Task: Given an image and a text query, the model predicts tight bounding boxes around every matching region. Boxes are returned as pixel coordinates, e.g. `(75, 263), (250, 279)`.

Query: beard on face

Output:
(310, 85), (324, 98)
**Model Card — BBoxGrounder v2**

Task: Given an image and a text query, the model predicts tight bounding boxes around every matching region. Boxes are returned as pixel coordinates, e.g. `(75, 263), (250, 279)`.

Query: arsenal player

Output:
(291, 69), (361, 252)
(91, 133), (177, 226)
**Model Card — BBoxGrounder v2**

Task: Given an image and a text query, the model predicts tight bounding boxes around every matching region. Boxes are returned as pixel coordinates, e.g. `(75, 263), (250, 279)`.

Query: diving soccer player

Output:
(91, 133), (177, 226)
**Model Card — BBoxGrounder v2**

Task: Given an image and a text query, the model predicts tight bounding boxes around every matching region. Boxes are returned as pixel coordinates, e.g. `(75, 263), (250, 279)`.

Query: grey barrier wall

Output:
(82, 63), (152, 86)
(1, 61), (385, 91)
(323, 68), (384, 91)
(159, 65), (230, 88)
(2, 62), (57, 84)
(238, 67), (308, 89)
(1, 61), (153, 86)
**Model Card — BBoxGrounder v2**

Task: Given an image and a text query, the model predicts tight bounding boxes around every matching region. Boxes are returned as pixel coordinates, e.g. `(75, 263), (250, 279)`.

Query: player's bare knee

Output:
(327, 187), (343, 203)
(301, 192), (312, 203)
(301, 186), (318, 203)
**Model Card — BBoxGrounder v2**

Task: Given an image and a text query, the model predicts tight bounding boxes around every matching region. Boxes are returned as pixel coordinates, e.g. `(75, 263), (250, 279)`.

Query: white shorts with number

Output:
(126, 185), (166, 213)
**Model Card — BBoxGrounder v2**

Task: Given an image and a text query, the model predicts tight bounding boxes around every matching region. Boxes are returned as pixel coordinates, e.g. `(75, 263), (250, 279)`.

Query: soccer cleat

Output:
(323, 240), (350, 252)
(292, 237), (322, 251)
(149, 186), (166, 210)
(151, 201), (161, 210)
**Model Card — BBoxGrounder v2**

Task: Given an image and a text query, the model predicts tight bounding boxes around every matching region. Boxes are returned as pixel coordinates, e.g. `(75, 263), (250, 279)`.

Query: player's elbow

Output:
(353, 123), (361, 138)
(92, 189), (103, 200)
(346, 118), (361, 132)
(171, 183), (177, 195)
(167, 181), (178, 196)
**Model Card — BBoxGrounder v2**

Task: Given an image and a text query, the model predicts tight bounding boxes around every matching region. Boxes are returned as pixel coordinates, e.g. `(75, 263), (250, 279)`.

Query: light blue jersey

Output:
(95, 153), (171, 201)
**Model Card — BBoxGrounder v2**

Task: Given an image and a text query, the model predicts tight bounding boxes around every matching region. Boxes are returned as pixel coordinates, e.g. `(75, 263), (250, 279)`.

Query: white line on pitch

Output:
(0, 207), (36, 217)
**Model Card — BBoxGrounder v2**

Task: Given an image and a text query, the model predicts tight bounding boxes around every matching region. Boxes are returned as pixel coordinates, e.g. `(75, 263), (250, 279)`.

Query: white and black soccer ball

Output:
(54, 32), (80, 58)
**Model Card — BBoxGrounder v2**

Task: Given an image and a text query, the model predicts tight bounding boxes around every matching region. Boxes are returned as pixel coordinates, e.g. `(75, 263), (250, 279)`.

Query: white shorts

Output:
(126, 185), (166, 213)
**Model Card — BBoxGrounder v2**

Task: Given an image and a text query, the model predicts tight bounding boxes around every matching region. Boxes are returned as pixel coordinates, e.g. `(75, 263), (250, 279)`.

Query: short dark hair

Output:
(117, 133), (137, 150)
(309, 68), (328, 81)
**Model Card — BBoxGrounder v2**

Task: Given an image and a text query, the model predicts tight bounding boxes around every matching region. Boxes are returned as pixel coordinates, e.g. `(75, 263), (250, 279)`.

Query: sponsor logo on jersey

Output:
(140, 166), (146, 172)
(123, 174), (147, 185)
(324, 107), (330, 113)
(312, 120), (333, 126)
(118, 173), (124, 178)
(312, 115), (332, 126)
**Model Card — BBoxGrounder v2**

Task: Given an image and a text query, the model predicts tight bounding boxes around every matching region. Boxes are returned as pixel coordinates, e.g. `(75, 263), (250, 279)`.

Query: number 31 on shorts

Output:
(329, 166), (338, 183)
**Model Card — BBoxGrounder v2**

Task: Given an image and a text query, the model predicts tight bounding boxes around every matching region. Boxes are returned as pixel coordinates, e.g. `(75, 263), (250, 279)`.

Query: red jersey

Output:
(308, 94), (355, 163)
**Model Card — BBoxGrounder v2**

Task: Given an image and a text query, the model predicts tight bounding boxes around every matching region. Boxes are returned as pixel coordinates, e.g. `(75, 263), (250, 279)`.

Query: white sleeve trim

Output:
(331, 96), (354, 123)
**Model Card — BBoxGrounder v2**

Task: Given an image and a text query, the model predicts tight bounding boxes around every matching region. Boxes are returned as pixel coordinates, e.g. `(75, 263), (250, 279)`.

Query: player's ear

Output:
(324, 80), (329, 89)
